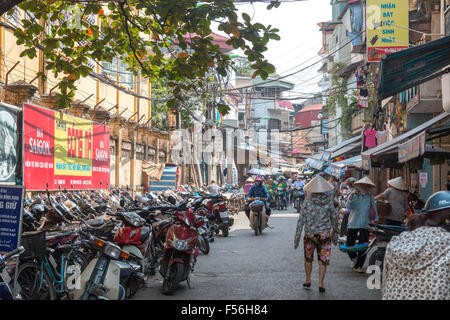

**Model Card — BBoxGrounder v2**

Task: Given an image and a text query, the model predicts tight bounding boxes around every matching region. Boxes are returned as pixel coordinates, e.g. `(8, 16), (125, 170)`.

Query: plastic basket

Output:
(20, 230), (47, 259)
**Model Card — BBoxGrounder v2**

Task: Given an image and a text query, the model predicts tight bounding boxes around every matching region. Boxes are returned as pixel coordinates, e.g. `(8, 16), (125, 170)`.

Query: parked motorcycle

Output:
(206, 194), (234, 237)
(73, 229), (144, 300)
(159, 203), (202, 295)
(113, 211), (154, 276)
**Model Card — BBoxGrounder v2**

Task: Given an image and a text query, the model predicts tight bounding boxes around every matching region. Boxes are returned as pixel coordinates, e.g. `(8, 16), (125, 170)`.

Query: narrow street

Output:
(133, 207), (381, 300)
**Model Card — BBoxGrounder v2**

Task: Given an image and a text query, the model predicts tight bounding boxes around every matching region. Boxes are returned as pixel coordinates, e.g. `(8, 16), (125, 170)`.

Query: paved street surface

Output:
(133, 206), (381, 300)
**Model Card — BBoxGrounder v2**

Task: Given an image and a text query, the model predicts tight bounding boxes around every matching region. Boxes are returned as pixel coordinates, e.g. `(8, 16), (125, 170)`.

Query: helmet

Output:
(255, 176), (263, 181)
(424, 191), (450, 214)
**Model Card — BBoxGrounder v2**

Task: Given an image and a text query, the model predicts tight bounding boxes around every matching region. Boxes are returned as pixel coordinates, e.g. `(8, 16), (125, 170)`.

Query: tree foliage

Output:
(10, 0), (280, 109)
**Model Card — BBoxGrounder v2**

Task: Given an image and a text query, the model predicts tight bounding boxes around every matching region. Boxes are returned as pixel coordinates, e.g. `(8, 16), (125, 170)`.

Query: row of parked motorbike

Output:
(0, 186), (235, 300)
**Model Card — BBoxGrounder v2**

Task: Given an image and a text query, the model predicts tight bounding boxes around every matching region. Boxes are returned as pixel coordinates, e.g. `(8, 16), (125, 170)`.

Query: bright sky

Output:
(219, 0), (332, 103)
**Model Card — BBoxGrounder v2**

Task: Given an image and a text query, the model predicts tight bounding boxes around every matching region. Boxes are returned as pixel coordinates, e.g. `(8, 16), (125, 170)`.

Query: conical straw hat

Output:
(303, 175), (334, 193)
(388, 177), (407, 191)
(354, 176), (376, 187)
(246, 177), (254, 182)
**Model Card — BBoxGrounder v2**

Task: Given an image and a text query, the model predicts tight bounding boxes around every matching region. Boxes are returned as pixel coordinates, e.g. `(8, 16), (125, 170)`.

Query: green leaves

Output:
(217, 103), (231, 116)
(11, 0), (280, 114)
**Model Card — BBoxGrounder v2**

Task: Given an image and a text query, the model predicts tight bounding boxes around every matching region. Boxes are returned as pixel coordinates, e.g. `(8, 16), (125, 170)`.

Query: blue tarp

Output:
(148, 165), (177, 192)
(348, 3), (363, 46)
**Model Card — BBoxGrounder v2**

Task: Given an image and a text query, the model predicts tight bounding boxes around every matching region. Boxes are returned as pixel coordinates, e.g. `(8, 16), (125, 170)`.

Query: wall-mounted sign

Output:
(398, 132), (426, 163)
(419, 172), (428, 188)
(23, 103), (110, 190)
(366, 0), (409, 62)
(0, 103), (21, 185)
(0, 185), (24, 252)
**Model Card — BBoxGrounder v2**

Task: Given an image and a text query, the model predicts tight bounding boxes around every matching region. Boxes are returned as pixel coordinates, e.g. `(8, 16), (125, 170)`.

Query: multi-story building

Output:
(0, 7), (167, 192)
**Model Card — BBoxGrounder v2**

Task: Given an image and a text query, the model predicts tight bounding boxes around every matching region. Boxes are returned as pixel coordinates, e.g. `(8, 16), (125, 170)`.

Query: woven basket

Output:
(375, 201), (392, 224)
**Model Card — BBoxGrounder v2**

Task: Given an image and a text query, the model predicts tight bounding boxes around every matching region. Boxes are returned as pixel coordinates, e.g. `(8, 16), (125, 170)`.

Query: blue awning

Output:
(378, 36), (450, 99)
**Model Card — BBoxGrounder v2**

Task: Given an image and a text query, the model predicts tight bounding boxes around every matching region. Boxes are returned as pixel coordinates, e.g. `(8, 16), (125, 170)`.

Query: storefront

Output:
(362, 112), (450, 201)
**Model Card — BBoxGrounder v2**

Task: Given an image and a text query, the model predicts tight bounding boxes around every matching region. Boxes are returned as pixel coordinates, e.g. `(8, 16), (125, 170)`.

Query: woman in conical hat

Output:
(244, 177), (254, 196)
(294, 174), (339, 293)
(345, 176), (378, 273)
(375, 176), (409, 226)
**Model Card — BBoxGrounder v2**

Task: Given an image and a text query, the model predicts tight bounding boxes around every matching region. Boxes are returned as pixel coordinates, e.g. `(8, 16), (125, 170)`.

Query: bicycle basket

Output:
(20, 230), (47, 259)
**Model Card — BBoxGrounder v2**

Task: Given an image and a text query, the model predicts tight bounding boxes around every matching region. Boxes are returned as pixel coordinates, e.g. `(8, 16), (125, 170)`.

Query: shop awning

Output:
(378, 35), (450, 99)
(333, 155), (362, 168)
(325, 135), (360, 153)
(325, 155), (362, 179)
(305, 157), (326, 170)
(361, 112), (450, 169)
(331, 142), (361, 158)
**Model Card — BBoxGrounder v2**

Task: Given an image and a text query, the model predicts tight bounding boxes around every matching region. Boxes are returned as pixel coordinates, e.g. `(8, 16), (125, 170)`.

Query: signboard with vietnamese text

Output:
(366, 0), (409, 62)
(23, 103), (110, 190)
(398, 132), (426, 163)
(0, 185), (24, 252)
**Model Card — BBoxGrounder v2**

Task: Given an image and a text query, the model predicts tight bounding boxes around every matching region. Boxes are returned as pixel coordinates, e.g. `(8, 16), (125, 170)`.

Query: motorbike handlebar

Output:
(1, 246), (25, 262)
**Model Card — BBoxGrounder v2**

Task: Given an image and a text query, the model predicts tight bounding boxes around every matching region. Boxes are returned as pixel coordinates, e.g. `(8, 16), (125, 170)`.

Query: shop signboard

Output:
(366, 0), (409, 62)
(0, 185), (24, 252)
(398, 132), (426, 163)
(23, 103), (110, 190)
(0, 103), (21, 185)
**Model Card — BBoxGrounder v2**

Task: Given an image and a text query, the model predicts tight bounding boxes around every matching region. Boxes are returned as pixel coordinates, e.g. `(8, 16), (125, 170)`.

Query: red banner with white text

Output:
(23, 103), (110, 190)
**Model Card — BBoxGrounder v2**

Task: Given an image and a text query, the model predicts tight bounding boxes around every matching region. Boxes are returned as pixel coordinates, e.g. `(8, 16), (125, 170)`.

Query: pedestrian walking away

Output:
(382, 191), (450, 300)
(345, 176), (378, 273)
(375, 177), (409, 226)
(294, 175), (339, 293)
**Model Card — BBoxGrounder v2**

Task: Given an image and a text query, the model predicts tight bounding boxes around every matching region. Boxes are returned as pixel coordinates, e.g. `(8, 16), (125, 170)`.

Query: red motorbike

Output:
(206, 194), (234, 237)
(113, 211), (153, 276)
(159, 204), (203, 295)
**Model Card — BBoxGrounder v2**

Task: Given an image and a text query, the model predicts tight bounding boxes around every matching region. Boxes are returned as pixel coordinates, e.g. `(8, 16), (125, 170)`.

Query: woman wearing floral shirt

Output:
(294, 175), (339, 293)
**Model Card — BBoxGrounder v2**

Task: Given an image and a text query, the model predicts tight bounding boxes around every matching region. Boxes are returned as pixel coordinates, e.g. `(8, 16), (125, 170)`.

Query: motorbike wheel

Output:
(16, 262), (57, 300)
(253, 214), (259, 236)
(162, 263), (183, 295)
(197, 236), (210, 255)
(221, 225), (229, 237)
(369, 249), (384, 274)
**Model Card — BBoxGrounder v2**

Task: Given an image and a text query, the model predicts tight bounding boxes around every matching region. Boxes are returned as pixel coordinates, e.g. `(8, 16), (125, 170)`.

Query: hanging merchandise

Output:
(376, 130), (388, 145)
(355, 66), (367, 87)
(364, 127), (377, 148)
(357, 88), (369, 109)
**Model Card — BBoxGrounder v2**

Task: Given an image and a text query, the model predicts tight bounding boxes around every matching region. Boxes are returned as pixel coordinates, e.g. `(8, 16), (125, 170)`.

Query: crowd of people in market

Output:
(207, 169), (449, 300)
(290, 171), (449, 300)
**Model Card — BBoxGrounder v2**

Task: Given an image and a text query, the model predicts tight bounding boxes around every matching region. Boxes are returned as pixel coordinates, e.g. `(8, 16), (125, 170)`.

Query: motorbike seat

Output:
(152, 219), (171, 229)
(85, 219), (105, 228)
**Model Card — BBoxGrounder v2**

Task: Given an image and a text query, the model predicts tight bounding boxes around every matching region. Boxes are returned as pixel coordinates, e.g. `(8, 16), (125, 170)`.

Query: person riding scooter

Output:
(245, 176), (271, 220)
(274, 176), (288, 209)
